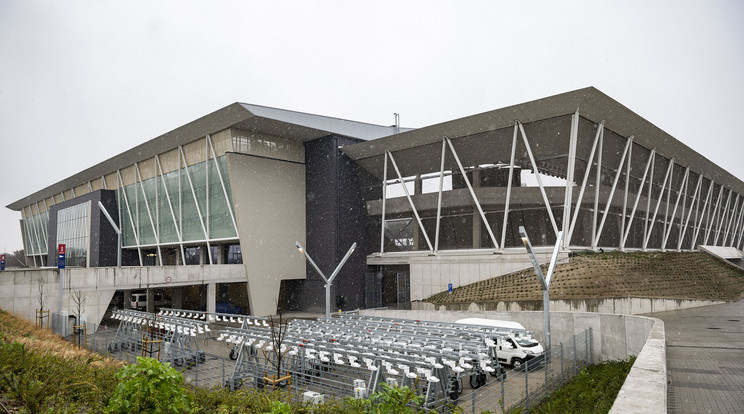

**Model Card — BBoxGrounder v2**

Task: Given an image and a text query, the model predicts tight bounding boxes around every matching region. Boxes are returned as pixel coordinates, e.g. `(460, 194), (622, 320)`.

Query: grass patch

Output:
(528, 357), (635, 414)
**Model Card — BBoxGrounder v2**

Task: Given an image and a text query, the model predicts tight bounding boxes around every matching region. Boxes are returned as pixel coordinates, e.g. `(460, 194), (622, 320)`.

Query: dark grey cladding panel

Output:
(46, 189), (118, 267)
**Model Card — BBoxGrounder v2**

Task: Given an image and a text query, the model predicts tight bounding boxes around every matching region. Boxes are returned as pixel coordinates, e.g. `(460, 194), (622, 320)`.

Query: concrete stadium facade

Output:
(5, 87), (744, 324)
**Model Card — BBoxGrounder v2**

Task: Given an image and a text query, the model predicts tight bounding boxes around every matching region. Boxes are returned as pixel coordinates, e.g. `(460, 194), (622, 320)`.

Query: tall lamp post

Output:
(519, 226), (562, 351)
(296, 241), (356, 318)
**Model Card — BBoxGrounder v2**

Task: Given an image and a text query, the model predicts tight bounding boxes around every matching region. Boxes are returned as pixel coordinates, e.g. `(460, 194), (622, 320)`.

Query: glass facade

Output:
(56, 201), (91, 267)
(118, 156), (236, 249)
(22, 212), (49, 256)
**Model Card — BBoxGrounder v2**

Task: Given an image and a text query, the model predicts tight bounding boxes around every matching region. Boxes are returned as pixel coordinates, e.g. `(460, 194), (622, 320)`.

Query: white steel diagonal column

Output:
(207, 135), (239, 238)
(662, 167), (689, 250)
(380, 152), (388, 254)
(692, 179), (715, 249)
(723, 194), (740, 246)
(385, 150), (434, 252)
(678, 173), (703, 251)
(713, 188), (732, 245)
(704, 185), (725, 245)
(501, 123), (519, 250)
(568, 122), (603, 247)
(445, 137), (500, 250)
(135, 162), (162, 265)
(519, 122), (559, 237)
(643, 158), (674, 251)
(592, 128), (604, 248)
(562, 111), (579, 249)
(118, 169), (143, 266)
(621, 148), (655, 250)
(731, 197), (744, 247)
(179, 146), (213, 264)
(434, 139), (447, 253)
(155, 154), (186, 262)
(595, 137), (633, 250)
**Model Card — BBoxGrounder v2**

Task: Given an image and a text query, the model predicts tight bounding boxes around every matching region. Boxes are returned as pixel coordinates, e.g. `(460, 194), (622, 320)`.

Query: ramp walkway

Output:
(651, 299), (744, 414)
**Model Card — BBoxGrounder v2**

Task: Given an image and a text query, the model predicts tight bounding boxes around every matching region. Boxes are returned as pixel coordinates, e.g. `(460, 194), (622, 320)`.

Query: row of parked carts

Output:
(107, 309), (535, 409)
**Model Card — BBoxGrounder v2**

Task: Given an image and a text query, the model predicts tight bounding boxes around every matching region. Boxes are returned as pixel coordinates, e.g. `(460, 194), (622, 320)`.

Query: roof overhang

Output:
(8, 103), (405, 211)
(341, 87), (744, 195)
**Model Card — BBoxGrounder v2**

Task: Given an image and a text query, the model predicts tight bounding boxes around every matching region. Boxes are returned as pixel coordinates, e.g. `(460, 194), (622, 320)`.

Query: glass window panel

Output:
(138, 178), (156, 245)
(56, 201), (90, 267)
(181, 166), (205, 241)
(158, 171), (180, 243)
(120, 185), (137, 247)
(208, 157), (237, 239)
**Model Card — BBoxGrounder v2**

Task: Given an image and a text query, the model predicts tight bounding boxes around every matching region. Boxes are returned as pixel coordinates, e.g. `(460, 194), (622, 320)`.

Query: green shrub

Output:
(106, 356), (193, 413)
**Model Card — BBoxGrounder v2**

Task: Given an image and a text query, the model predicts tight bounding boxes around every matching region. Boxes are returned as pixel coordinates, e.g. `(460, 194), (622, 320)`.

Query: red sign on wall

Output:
(0, 254), (5, 261)
(58, 244), (66, 255)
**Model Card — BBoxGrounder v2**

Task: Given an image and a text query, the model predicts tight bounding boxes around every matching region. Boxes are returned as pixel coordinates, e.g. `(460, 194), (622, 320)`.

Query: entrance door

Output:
(396, 272), (410, 307)
(365, 272), (383, 308)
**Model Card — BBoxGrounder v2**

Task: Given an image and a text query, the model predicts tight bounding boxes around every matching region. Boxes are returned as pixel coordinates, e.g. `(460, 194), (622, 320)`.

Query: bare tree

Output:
(264, 309), (290, 380)
(71, 289), (86, 323)
(36, 278), (46, 311)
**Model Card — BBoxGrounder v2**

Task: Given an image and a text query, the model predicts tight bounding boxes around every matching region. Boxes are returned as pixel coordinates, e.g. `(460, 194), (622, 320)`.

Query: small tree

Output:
(264, 309), (289, 379)
(36, 279), (46, 312)
(71, 290), (86, 323)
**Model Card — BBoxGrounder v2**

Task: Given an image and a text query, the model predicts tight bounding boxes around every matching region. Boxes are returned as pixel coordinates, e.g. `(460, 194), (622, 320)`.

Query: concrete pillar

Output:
(123, 289), (132, 309)
(207, 283), (216, 314)
(200, 246), (207, 265)
(413, 175), (423, 251)
(146, 288), (154, 313)
(172, 287), (183, 309)
(217, 245), (225, 264)
(176, 248), (182, 265)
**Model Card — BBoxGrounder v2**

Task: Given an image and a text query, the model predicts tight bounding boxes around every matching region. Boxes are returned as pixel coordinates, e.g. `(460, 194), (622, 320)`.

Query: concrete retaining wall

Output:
(360, 309), (666, 413)
(413, 296), (724, 315)
(0, 264), (248, 329)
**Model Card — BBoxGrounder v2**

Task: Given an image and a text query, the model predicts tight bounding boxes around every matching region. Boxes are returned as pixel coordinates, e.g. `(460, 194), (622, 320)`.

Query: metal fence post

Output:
(222, 358), (225, 388)
(560, 342), (564, 384)
(471, 385), (476, 414)
(588, 327), (593, 365)
(525, 355), (530, 411)
(573, 334), (577, 374)
(545, 347), (549, 399)
(501, 372), (506, 411)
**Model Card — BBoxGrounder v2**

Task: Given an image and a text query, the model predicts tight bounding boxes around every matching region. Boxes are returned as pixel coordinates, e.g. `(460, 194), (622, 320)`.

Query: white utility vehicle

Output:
(456, 318), (544, 370)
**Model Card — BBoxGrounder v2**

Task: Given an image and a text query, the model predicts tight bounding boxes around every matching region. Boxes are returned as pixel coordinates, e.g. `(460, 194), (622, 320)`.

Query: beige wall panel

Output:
(226, 152), (306, 316)
(183, 138), (207, 166)
(21, 207), (28, 219)
(158, 150), (180, 175)
(46, 197), (55, 208)
(54, 193), (63, 204)
(137, 157), (157, 181)
(209, 129), (232, 158)
(119, 166), (135, 187)
(63, 189), (73, 201)
(103, 173), (117, 190)
(91, 178), (102, 191)
(73, 184), (88, 197)
(230, 129), (304, 163)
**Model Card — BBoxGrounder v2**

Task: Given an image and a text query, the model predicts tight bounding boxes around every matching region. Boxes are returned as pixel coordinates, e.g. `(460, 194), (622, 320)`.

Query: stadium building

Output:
(6, 87), (744, 323)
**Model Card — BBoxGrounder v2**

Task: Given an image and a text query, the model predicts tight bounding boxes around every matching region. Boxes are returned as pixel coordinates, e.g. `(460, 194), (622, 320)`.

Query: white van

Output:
(456, 318), (544, 370)
(130, 292), (167, 310)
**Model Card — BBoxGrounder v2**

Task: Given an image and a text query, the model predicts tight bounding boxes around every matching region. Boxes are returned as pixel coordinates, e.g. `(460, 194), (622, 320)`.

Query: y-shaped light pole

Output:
(296, 241), (356, 318)
(519, 226), (562, 350)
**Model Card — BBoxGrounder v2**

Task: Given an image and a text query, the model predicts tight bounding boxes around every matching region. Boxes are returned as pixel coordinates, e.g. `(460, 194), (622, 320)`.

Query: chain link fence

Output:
(51, 313), (593, 413)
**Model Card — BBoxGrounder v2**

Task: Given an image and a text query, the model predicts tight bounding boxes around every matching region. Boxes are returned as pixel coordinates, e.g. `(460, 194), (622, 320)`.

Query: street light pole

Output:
(296, 241), (356, 318)
(519, 226), (562, 351)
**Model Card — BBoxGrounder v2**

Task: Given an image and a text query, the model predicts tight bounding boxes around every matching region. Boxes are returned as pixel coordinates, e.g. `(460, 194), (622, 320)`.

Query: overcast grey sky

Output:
(1, 0), (743, 255)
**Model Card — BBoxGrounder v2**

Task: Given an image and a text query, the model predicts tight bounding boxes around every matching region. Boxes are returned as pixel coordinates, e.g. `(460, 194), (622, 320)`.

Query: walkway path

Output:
(651, 299), (744, 413)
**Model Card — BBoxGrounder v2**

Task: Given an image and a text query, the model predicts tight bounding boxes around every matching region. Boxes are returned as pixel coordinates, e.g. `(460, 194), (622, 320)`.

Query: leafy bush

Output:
(106, 356), (193, 413)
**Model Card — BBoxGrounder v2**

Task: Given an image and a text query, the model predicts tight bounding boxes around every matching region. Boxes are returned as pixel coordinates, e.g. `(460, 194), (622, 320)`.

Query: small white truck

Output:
(456, 318), (544, 370)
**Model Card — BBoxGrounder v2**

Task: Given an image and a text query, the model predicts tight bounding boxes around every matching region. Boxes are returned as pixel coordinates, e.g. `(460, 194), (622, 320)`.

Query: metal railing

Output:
(49, 312), (593, 413)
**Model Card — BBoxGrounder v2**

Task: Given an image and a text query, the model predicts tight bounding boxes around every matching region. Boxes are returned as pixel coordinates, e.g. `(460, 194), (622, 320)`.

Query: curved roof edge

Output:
(341, 87), (744, 195)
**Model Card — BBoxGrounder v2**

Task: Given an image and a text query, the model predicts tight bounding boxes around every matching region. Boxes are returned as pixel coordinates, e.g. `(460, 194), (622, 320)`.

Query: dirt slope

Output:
(427, 252), (744, 305)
